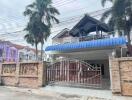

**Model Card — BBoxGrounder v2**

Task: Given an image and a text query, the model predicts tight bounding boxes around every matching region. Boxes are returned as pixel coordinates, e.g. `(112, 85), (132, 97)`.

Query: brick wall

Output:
(109, 57), (132, 96)
(0, 62), (45, 88)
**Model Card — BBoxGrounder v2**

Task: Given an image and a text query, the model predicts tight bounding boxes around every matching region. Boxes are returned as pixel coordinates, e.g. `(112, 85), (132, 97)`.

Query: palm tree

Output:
(101, 0), (132, 55)
(24, 12), (41, 60)
(35, 0), (60, 60)
(24, 0), (60, 60)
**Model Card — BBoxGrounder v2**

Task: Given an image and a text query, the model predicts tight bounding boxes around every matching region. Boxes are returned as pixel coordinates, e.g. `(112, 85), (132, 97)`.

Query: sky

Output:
(0, 0), (112, 48)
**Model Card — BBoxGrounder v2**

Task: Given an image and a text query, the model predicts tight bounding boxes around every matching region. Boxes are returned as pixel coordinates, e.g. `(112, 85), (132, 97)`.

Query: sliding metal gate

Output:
(46, 58), (102, 88)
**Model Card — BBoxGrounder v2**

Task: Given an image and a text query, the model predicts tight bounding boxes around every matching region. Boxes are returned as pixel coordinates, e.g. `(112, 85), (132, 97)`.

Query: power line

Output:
(53, 0), (77, 7)
(0, 0), (111, 45)
(0, 18), (98, 39)
(0, 0), (110, 30)
(0, 16), (107, 38)
(0, 0), (77, 24)
(59, 7), (110, 20)
(0, 4), (110, 30)
(0, 30), (119, 43)
(0, 7), (110, 33)
(53, 0), (76, 5)
(0, 8), (106, 36)
(0, 7), (111, 40)
(0, 2), (110, 26)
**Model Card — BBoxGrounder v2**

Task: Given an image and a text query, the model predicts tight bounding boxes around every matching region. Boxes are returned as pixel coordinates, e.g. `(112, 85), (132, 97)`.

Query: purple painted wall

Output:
(0, 42), (18, 62)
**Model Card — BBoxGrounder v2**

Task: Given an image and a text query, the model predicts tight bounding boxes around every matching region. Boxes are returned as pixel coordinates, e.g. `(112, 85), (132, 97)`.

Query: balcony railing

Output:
(52, 35), (110, 45)
(79, 35), (110, 42)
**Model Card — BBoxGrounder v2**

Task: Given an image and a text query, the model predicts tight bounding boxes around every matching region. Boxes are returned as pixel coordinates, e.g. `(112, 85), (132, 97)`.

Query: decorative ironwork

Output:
(2, 64), (16, 75)
(19, 63), (38, 76)
(46, 58), (102, 88)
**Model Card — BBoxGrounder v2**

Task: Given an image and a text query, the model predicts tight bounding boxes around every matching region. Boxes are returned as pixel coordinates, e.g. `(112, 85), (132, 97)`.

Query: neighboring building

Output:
(0, 41), (18, 62)
(45, 15), (127, 89)
(13, 44), (46, 61)
(0, 40), (45, 62)
(13, 44), (36, 62)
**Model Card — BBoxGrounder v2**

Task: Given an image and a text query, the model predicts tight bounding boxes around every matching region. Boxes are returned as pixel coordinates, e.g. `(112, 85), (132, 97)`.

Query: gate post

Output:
(43, 61), (47, 86)
(15, 63), (20, 86)
(38, 61), (46, 87)
(109, 57), (121, 94)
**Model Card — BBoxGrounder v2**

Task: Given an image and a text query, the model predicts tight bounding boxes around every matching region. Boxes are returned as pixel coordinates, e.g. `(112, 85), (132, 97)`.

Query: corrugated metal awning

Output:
(45, 37), (126, 52)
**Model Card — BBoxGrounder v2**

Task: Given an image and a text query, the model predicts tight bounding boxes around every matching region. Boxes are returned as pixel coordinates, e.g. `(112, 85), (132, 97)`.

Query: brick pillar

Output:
(109, 57), (121, 94)
(43, 61), (47, 86)
(15, 63), (20, 86)
(38, 62), (46, 87)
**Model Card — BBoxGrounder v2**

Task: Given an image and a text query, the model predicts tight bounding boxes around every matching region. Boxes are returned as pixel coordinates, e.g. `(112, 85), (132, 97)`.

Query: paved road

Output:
(0, 86), (81, 100)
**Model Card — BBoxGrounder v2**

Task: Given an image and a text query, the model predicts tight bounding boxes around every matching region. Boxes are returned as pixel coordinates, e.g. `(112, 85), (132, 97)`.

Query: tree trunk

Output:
(127, 32), (131, 45)
(41, 42), (44, 61)
(35, 42), (38, 61)
(127, 32), (132, 56)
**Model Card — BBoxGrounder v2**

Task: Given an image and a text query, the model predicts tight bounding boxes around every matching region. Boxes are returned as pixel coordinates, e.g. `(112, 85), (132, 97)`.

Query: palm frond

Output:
(23, 8), (33, 16)
(27, 2), (36, 8)
(48, 6), (60, 15)
(50, 15), (59, 24)
(101, 0), (112, 7)
(100, 8), (112, 22)
(24, 34), (35, 46)
(112, 0), (125, 17)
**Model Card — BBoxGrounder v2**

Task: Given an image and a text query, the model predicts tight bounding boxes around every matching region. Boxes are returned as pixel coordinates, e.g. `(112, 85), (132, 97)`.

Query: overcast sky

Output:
(0, 0), (111, 48)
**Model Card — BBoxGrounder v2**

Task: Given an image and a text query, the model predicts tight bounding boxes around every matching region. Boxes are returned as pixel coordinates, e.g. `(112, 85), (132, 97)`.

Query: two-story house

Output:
(0, 40), (45, 62)
(13, 44), (46, 61)
(13, 44), (36, 62)
(52, 28), (79, 45)
(45, 15), (127, 89)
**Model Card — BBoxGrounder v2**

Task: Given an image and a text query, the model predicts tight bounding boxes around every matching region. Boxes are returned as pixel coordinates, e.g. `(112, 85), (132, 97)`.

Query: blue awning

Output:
(45, 37), (126, 52)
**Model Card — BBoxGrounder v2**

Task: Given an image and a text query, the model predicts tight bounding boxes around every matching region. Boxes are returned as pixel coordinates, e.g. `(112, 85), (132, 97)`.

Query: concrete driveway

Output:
(0, 86), (112, 100)
(0, 86), (81, 100)
(0, 86), (91, 100)
(0, 86), (131, 100)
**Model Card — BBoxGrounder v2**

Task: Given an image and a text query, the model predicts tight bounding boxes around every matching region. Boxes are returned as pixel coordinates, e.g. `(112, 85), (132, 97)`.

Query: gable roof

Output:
(12, 44), (37, 53)
(13, 44), (25, 50)
(52, 28), (70, 39)
(0, 41), (13, 45)
(70, 15), (110, 36)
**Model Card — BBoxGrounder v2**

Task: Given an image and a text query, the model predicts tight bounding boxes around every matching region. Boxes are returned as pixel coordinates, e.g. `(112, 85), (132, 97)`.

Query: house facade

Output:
(45, 15), (127, 89)
(13, 44), (36, 62)
(0, 41), (18, 62)
(13, 44), (46, 61)
(0, 41), (43, 62)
